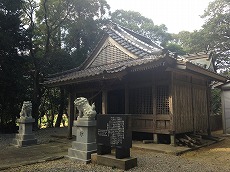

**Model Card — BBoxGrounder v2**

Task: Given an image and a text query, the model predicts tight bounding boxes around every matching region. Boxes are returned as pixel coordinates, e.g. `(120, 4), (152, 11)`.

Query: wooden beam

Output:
(156, 115), (171, 120)
(166, 67), (209, 81)
(186, 62), (227, 82)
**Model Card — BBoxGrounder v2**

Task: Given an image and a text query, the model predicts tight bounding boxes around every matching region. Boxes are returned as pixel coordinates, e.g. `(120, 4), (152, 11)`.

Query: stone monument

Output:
(67, 97), (97, 163)
(13, 101), (37, 147)
(92, 114), (137, 170)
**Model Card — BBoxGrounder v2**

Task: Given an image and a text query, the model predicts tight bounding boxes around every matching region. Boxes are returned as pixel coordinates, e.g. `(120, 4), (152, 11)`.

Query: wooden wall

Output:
(71, 68), (210, 135)
(192, 84), (208, 133)
(172, 72), (208, 134)
(128, 69), (172, 134)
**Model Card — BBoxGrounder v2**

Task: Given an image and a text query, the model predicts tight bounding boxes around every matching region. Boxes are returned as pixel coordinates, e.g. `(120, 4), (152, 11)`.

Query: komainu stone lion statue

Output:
(74, 97), (96, 119)
(20, 101), (32, 118)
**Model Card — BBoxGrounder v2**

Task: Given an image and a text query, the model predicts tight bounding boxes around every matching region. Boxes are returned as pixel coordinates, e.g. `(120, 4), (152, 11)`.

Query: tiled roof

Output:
(105, 23), (163, 58)
(45, 23), (165, 85)
(179, 52), (213, 69)
(177, 52), (228, 81)
(44, 55), (167, 85)
(44, 23), (227, 86)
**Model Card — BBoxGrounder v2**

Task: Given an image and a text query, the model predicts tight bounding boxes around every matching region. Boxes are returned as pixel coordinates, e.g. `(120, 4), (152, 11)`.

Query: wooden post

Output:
(67, 89), (74, 139)
(152, 83), (156, 136)
(102, 90), (107, 114)
(191, 76), (195, 133)
(125, 84), (129, 114)
(207, 82), (211, 136)
(169, 72), (174, 133)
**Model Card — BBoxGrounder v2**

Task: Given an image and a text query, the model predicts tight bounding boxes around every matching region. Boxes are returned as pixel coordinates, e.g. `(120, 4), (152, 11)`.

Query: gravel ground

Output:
(0, 127), (68, 150)
(1, 128), (230, 172)
(2, 149), (230, 172)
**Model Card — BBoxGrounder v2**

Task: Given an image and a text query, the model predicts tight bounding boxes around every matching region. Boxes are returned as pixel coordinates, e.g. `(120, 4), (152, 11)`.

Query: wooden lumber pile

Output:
(176, 134), (202, 148)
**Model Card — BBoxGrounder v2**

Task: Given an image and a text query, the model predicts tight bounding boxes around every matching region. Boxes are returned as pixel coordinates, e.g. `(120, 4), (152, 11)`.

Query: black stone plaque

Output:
(97, 143), (111, 155)
(97, 114), (132, 149)
(116, 146), (130, 159)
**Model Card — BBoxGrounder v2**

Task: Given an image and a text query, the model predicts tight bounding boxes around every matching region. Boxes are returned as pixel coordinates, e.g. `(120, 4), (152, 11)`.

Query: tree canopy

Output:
(170, 0), (230, 71)
(201, 0), (230, 71)
(0, 0), (28, 132)
(21, 0), (110, 128)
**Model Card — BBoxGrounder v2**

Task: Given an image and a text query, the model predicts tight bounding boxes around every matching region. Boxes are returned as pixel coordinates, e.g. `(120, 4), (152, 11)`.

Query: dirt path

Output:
(182, 130), (230, 168)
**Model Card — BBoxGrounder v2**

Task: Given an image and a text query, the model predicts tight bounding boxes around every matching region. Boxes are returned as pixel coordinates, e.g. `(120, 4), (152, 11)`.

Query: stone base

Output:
(66, 155), (91, 164)
(68, 119), (96, 163)
(17, 117), (35, 123)
(12, 138), (37, 147)
(13, 132), (37, 147)
(16, 134), (36, 140)
(72, 141), (97, 151)
(91, 153), (137, 170)
(68, 148), (96, 162)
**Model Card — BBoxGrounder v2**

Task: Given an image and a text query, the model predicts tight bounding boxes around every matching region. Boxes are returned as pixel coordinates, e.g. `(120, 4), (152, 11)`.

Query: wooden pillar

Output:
(125, 84), (129, 114)
(207, 82), (211, 136)
(169, 72), (174, 133)
(190, 76), (195, 133)
(152, 84), (156, 116)
(67, 89), (74, 139)
(152, 83), (156, 137)
(102, 90), (107, 114)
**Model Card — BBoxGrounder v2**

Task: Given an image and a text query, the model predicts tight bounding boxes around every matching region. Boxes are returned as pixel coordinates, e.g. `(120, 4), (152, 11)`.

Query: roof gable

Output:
(82, 23), (163, 69)
(85, 37), (138, 68)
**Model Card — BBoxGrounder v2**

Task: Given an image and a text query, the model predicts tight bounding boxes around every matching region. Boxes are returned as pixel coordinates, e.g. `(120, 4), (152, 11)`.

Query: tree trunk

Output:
(32, 70), (41, 130)
(55, 88), (65, 127)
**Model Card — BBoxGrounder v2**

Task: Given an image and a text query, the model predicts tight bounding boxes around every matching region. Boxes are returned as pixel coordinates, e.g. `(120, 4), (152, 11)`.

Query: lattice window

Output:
(156, 85), (169, 114)
(129, 87), (152, 114)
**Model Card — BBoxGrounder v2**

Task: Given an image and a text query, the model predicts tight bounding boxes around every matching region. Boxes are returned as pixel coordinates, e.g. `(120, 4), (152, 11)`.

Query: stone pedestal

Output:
(67, 118), (97, 164)
(13, 117), (37, 147)
(91, 153), (137, 171)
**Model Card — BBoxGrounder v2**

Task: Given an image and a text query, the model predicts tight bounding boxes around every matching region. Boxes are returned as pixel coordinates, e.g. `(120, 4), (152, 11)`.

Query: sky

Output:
(106, 0), (213, 34)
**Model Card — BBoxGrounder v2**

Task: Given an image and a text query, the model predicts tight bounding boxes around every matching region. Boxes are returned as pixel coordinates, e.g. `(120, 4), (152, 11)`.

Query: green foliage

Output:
(172, 0), (230, 71)
(39, 88), (68, 128)
(0, 0), (29, 132)
(62, 0), (110, 64)
(211, 89), (222, 115)
(170, 30), (209, 54)
(39, 114), (68, 128)
(19, 0), (110, 129)
(201, 0), (230, 71)
(165, 43), (186, 55)
(111, 10), (152, 32)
